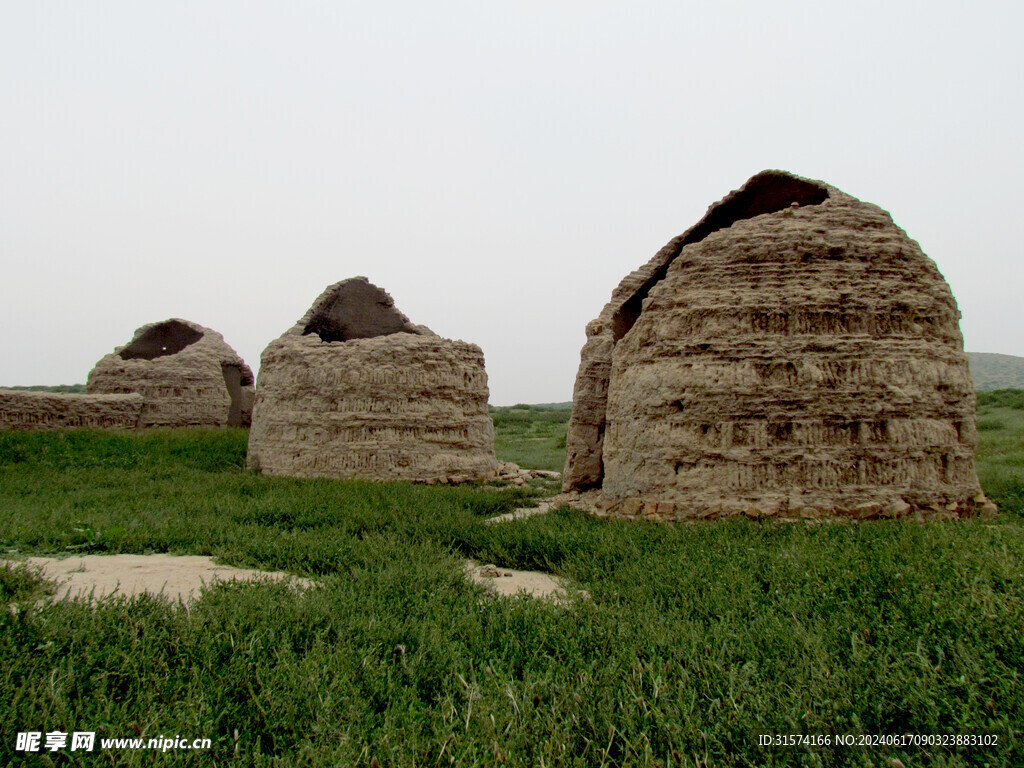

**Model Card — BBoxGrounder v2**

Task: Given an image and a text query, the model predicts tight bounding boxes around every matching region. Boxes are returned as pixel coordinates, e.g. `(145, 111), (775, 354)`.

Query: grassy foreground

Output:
(0, 400), (1020, 767)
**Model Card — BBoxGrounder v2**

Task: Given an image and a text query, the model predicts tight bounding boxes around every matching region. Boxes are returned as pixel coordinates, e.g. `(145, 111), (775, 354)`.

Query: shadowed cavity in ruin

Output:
(302, 279), (416, 342)
(118, 320), (204, 361)
(611, 171), (830, 342)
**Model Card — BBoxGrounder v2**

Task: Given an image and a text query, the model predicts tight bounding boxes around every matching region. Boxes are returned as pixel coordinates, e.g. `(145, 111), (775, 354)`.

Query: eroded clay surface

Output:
(88, 319), (255, 427)
(247, 278), (497, 483)
(0, 390), (143, 431)
(564, 170), (987, 521)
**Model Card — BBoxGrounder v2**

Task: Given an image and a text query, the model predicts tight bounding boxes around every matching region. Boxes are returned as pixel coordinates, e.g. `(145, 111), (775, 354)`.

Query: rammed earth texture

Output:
(564, 170), (991, 521)
(0, 390), (144, 431)
(88, 318), (255, 428)
(247, 277), (497, 483)
(2, 319), (254, 430)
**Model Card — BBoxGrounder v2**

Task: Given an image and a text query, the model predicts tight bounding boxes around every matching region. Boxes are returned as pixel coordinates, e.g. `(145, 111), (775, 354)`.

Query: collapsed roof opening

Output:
(611, 171), (829, 341)
(119, 320), (204, 360)
(302, 278), (414, 342)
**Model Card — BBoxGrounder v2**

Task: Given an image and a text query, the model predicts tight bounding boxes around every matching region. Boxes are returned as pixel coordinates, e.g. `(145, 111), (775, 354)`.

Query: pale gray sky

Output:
(2, 1), (1021, 404)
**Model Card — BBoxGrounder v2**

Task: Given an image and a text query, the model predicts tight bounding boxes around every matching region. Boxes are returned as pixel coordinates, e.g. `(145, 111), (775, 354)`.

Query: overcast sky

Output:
(2, 1), (1021, 404)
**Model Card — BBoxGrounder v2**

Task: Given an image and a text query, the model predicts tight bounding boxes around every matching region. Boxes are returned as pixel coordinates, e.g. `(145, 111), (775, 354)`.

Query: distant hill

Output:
(968, 353), (1024, 391)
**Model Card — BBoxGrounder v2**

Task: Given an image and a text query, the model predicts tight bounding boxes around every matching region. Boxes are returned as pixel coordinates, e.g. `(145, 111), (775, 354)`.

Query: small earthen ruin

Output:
(0, 390), (143, 431)
(246, 277), (497, 482)
(87, 319), (255, 427)
(563, 169), (990, 521)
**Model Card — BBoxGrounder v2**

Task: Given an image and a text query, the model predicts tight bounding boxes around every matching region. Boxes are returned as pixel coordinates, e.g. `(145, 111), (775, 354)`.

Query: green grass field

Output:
(490, 404), (569, 473)
(0, 399), (1021, 766)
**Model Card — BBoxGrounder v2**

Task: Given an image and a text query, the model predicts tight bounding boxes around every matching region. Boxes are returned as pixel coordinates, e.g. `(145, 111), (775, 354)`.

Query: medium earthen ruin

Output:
(246, 277), (497, 482)
(564, 169), (990, 521)
(87, 319), (255, 427)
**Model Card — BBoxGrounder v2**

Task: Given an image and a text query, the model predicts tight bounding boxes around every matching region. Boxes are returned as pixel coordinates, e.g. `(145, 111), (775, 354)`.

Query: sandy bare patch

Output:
(6, 554), (314, 604)
(464, 560), (588, 604)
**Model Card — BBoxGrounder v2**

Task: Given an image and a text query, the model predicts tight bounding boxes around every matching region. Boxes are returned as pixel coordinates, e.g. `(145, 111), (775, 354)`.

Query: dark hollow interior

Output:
(221, 363), (250, 427)
(303, 281), (412, 343)
(119, 321), (204, 360)
(611, 172), (829, 341)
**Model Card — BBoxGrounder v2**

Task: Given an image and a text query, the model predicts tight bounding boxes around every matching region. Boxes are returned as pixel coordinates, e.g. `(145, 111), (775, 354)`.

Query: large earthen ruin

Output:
(246, 277), (497, 482)
(87, 319), (255, 427)
(563, 169), (990, 521)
